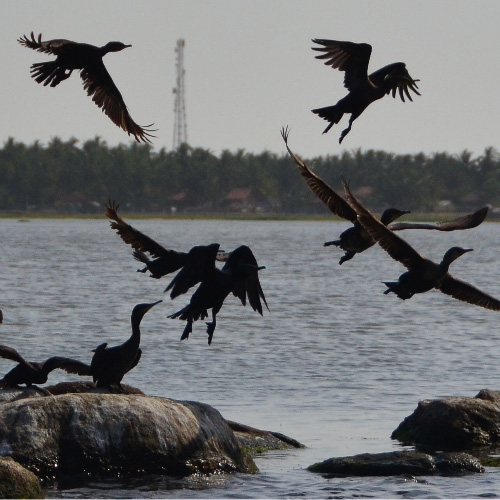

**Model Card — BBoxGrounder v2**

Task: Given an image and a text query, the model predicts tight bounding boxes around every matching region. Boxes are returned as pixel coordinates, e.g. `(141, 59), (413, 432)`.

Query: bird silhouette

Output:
(18, 32), (155, 144)
(311, 39), (420, 143)
(90, 300), (161, 391)
(281, 127), (488, 264)
(105, 200), (227, 291)
(342, 179), (500, 310)
(168, 245), (268, 344)
(0, 345), (92, 388)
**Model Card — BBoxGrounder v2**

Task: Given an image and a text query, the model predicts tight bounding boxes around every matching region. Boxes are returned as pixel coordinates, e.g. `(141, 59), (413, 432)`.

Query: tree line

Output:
(1, 136), (499, 214)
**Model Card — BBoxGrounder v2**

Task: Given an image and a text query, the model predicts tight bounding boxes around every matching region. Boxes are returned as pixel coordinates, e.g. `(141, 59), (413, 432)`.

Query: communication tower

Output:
(172, 39), (187, 149)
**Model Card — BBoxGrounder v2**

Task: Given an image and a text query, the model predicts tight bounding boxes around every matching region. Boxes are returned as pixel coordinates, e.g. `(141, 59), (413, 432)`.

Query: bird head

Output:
(442, 247), (473, 266)
(131, 300), (162, 324)
(103, 41), (132, 53)
(380, 208), (411, 225)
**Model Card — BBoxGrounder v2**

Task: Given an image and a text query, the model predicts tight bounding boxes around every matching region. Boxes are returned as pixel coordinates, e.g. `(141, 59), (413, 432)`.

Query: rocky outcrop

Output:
(0, 389), (255, 480)
(308, 451), (484, 476)
(0, 383), (301, 484)
(391, 389), (500, 450)
(0, 457), (43, 498)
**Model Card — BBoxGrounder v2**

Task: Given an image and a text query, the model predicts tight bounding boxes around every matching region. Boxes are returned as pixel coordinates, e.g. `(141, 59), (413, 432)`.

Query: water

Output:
(1, 217), (500, 498)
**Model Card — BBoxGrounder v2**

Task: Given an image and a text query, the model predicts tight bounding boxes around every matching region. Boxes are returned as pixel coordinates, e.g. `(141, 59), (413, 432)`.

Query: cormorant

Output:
(0, 345), (92, 388)
(18, 32), (155, 144)
(311, 39), (420, 143)
(342, 180), (500, 310)
(168, 245), (269, 344)
(281, 127), (489, 265)
(105, 200), (226, 289)
(90, 300), (161, 390)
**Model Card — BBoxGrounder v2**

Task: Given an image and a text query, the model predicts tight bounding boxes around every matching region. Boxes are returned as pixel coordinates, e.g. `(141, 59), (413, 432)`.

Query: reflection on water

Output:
(1, 218), (500, 498)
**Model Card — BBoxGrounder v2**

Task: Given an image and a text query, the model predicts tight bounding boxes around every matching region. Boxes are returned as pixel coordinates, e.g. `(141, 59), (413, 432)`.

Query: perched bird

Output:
(90, 300), (161, 390)
(105, 200), (226, 291)
(342, 179), (500, 310)
(311, 39), (420, 143)
(18, 32), (155, 144)
(168, 245), (269, 345)
(0, 345), (92, 388)
(281, 127), (489, 265)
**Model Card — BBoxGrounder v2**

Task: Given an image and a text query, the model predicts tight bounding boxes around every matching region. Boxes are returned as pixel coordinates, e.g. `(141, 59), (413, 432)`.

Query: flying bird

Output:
(90, 300), (161, 391)
(168, 245), (269, 345)
(105, 200), (227, 291)
(18, 32), (155, 144)
(311, 39), (420, 143)
(342, 179), (500, 310)
(0, 345), (92, 388)
(281, 127), (488, 265)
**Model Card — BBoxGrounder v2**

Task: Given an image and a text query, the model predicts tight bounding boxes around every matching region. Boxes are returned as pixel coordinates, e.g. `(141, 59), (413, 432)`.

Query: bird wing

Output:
(438, 276), (500, 311)
(17, 32), (74, 55)
(342, 179), (423, 269)
(0, 345), (29, 365)
(311, 39), (372, 91)
(368, 62), (421, 103)
(165, 244), (220, 298)
(224, 245), (269, 314)
(106, 199), (182, 260)
(280, 127), (357, 222)
(80, 63), (155, 144)
(42, 357), (93, 376)
(389, 207), (488, 232)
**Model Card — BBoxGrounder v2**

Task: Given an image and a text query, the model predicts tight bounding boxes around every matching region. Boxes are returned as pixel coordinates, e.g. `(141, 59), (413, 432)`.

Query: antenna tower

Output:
(172, 39), (187, 149)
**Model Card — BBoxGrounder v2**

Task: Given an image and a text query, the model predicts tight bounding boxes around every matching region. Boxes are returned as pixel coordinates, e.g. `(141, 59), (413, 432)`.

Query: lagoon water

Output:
(1, 217), (500, 498)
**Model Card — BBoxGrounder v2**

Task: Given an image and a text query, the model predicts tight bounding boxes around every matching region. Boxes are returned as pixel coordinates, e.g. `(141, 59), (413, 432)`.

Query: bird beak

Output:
(148, 300), (162, 310)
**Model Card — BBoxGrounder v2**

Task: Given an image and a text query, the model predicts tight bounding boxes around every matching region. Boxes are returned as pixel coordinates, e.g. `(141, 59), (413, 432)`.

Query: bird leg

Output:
(339, 251), (356, 265)
(339, 112), (360, 144)
(180, 320), (193, 341)
(206, 309), (219, 345)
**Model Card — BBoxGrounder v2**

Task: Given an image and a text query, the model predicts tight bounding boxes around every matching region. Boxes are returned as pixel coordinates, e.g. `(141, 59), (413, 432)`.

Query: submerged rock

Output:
(0, 457), (43, 498)
(391, 389), (500, 450)
(308, 450), (484, 476)
(228, 421), (304, 454)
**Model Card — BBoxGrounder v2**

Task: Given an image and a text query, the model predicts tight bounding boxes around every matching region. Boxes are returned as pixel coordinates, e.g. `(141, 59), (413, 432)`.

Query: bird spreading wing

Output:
(80, 65), (156, 144)
(42, 357), (93, 376)
(0, 345), (29, 366)
(223, 245), (269, 315)
(106, 199), (186, 262)
(281, 127), (357, 222)
(164, 243), (222, 298)
(438, 277), (500, 311)
(312, 39), (372, 91)
(17, 32), (72, 55)
(342, 179), (423, 270)
(389, 207), (489, 232)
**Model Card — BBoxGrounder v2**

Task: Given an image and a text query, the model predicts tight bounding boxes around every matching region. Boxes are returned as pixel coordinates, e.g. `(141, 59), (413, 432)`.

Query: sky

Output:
(2, 0), (499, 158)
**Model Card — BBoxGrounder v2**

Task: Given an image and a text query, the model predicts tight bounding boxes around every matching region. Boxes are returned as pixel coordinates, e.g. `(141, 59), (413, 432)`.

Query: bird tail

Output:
(383, 282), (396, 295)
(312, 105), (344, 134)
(30, 62), (70, 87)
(324, 239), (341, 247)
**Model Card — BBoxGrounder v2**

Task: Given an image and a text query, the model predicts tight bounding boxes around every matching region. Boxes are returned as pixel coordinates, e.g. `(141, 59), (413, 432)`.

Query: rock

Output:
(391, 389), (500, 450)
(0, 457), (43, 498)
(308, 451), (484, 476)
(227, 421), (304, 454)
(0, 389), (256, 480)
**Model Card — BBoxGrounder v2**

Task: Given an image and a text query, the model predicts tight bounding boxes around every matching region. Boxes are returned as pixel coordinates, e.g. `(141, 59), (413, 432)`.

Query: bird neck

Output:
(127, 318), (142, 348)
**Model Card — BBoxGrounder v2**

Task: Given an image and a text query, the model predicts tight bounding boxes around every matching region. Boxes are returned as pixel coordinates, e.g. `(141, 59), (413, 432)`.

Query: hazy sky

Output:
(2, 0), (499, 158)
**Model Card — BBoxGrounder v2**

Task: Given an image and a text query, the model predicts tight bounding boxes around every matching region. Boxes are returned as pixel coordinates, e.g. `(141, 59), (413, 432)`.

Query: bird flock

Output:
(0, 34), (498, 392)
